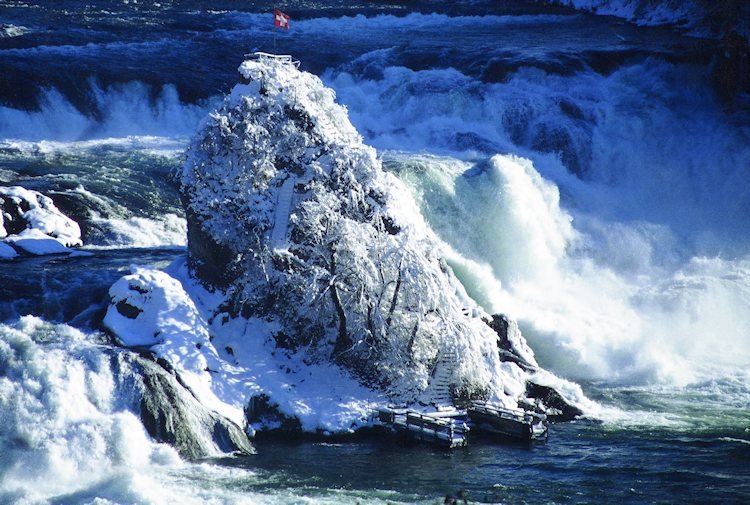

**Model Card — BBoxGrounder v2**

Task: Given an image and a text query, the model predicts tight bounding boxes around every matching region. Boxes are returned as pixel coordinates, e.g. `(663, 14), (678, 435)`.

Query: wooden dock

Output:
(373, 402), (548, 448)
(468, 401), (548, 441)
(374, 408), (469, 448)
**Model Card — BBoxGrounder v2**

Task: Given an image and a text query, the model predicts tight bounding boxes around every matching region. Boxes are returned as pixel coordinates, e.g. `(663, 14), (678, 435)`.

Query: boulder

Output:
(524, 381), (584, 422)
(112, 350), (255, 459)
(100, 55), (591, 433)
(486, 314), (538, 371)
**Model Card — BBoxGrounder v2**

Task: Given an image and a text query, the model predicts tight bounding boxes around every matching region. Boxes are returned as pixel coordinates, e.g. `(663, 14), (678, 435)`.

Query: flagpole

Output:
(273, 5), (276, 53)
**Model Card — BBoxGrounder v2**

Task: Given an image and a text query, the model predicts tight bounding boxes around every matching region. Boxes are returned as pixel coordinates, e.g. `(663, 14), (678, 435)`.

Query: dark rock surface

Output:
(111, 350), (255, 459)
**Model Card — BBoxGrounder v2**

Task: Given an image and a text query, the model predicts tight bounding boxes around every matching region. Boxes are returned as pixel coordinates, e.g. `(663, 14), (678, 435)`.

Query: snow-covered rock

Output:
(104, 265), (245, 429)
(103, 260), (385, 435)
(180, 54), (541, 406)
(104, 54), (586, 435)
(0, 186), (82, 257)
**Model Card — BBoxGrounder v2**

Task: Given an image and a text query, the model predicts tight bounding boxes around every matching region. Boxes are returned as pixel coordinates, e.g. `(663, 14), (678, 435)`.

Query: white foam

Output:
(538, 0), (728, 33)
(322, 58), (750, 386)
(1, 135), (189, 156)
(87, 213), (188, 248)
(0, 81), (214, 142)
(388, 151), (750, 387)
(0, 24), (29, 38)
(0, 317), (378, 504)
(0, 317), (184, 503)
(328, 60), (750, 246)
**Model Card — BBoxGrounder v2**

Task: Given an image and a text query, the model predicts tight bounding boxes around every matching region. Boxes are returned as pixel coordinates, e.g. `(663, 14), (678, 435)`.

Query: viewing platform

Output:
(373, 402), (548, 449)
(374, 407), (470, 449)
(243, 51), (300, 67)
(468, 401), (548, 441)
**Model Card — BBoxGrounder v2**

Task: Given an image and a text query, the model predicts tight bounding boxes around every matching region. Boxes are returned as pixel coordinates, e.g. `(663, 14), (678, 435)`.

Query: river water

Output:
(1, 1), (749, 503)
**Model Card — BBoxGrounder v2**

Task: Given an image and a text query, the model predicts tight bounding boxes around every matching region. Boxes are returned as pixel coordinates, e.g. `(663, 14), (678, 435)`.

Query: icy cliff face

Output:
(179, 55), (537, 405)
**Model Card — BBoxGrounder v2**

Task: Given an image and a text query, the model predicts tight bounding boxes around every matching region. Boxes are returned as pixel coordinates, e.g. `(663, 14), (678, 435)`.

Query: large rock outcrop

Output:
(178, 54), (545, 407)
(102, 55), (588, 438)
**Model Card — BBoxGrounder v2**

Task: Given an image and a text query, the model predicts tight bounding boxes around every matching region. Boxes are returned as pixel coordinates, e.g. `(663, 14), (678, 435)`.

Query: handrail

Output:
(469, 401), (547, 424)
(244, 51), (300, 68)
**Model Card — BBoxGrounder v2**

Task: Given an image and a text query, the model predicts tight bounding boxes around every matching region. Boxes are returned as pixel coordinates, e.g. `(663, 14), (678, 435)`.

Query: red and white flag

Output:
(274, 9), (290, 30)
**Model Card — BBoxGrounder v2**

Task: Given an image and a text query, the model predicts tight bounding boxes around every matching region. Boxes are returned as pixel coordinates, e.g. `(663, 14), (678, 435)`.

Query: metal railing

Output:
(244, 51), (300, 68)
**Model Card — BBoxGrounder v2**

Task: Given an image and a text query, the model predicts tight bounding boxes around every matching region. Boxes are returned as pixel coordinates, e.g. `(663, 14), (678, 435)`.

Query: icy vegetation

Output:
(0, 186), (82, 258)
(103, 55), (589, 434)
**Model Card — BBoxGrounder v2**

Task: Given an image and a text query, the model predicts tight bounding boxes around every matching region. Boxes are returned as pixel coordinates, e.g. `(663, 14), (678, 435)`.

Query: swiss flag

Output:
(274, 9), (290, 30)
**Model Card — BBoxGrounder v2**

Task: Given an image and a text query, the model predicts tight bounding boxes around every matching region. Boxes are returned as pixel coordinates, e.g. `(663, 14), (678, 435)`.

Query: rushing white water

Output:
(0, 81), (212, 142)
(85, 212), (187, 248)
(0, 6), (748, 504)
(539, 0), (749, 39)
(2, 50), (747, 388)
(540, 0), (702, 27)
(0, 317), (426, 504)
(392, 152), (750, 386)
(328, 59), (750, 245)
(0, 317), (181, 503)
(325, 59), (750, 387)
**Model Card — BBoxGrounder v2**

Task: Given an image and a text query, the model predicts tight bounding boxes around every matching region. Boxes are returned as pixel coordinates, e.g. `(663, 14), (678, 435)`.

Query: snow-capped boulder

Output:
(0, 186), (82, 257)
(103, 266), (246, 429)
(178, 54), (550, 408)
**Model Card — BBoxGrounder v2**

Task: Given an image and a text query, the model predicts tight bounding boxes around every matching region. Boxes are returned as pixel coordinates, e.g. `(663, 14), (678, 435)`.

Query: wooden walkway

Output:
(375, 408), (469, 448)
(373, 402), (548, 448)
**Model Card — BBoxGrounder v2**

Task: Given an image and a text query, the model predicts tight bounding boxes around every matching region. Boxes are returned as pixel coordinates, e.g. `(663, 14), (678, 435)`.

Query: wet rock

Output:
(486, 314), (538, 371)
(245, 393), (303, 434)
(525, 381), (584, 421)
(112, 350), (255, 459)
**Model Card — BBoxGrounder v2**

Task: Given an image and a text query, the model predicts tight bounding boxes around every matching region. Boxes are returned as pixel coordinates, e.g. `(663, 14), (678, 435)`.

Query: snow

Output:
(0, 185), (83, 257)
(4, 228), (73, 255)
(271, 176), (296, 248)
(0, 241), (17, 259)
(104, 259), (384, 432)
(0, 24), (27, 38)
